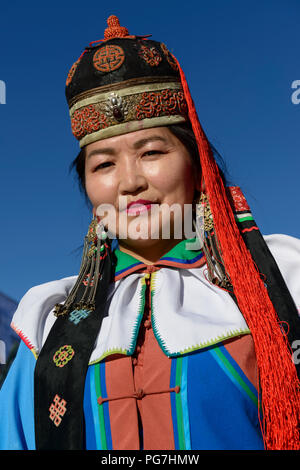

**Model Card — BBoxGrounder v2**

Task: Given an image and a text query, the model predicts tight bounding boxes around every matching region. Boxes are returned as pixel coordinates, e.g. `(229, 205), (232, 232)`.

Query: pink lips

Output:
(126, 199), (155, 215)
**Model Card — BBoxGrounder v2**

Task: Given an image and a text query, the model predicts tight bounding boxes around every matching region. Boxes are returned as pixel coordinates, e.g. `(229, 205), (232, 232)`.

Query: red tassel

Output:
(175, 58), (300, 449)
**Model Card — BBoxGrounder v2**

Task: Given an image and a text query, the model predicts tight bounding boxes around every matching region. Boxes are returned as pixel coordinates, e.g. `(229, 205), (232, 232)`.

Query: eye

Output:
(142, 150), (163, 157)
(93, 161), (113, 171)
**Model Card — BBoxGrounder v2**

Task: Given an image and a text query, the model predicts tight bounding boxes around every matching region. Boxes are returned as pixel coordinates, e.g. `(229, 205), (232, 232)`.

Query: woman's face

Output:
(84, 126), (200, 251)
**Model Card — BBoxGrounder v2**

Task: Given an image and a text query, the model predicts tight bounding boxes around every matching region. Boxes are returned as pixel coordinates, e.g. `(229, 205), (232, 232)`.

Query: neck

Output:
(117, 238), (185, 265)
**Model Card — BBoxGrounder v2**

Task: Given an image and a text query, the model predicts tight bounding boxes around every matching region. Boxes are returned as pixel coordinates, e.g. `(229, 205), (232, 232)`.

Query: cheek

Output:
(158, 159), (196, 204)
(85, 174), (116, 208)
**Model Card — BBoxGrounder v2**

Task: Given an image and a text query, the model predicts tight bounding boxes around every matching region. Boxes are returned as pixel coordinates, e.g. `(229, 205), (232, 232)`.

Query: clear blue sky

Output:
(0, 0), (299, 302)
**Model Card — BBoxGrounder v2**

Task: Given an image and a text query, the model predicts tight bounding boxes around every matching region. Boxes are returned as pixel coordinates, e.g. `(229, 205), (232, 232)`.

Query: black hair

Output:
(69, 122), (231, 201)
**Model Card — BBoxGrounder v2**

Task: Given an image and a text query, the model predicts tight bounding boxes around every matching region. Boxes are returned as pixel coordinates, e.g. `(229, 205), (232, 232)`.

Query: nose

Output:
(118, 158), (147, 195)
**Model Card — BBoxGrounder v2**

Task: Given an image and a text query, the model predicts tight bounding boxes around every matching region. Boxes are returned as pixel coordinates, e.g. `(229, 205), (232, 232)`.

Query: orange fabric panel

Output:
(132, 275), (175, 450)
(105, 355), (140, 450)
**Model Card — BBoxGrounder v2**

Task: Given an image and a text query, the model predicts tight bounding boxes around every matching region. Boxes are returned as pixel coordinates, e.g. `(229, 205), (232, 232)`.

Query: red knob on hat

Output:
(104, 15), (129, 39)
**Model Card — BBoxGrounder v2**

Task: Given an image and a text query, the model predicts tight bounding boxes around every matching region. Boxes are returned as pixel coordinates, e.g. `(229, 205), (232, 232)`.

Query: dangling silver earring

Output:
(53, 216), (108, 319)
(193, 192), (214, 248)
(194, 192), (232, 290)
(96, 218), (108, 243)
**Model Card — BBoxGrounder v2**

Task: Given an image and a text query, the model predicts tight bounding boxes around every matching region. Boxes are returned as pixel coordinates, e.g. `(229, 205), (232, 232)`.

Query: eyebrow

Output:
(86, 135), (168, 159)
(132, 135), (168, 149)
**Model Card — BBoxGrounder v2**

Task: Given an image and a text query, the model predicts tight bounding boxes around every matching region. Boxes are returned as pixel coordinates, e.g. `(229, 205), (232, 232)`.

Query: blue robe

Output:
(1, 233), (300, 450)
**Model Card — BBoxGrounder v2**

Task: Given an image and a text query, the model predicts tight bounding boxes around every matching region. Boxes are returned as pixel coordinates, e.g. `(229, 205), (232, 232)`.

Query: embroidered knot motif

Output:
(69, 308), (92, 325)
(139, 44), (162, 67)
(82, 273), (95, 287)
(93, 45), (125, 73)
(49, 394), (67, 427)
(53, 345), (75, 368)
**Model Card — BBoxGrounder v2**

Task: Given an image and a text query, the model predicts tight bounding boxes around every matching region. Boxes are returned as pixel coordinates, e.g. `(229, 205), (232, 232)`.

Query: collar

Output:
(113, 237), (206, 281)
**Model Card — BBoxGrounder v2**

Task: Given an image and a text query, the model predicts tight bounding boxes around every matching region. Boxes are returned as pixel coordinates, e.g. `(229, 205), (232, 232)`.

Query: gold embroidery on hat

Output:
(70, 87), (187, 142)
(68, 76), (180, 108)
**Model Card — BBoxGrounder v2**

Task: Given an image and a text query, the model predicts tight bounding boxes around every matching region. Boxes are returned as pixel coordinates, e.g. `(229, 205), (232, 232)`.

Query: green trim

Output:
(150, 272), (172, 356)
(212, 347), (258, 407)
(91, 269), (251, 365)
(175, 357), (186, 450)
(150, 271), (251, 358)
(89, 348), (129, 365)
(174, 329), (251, 356)
(94, 363), (108, 450)
(114, 249), (144, 272)
(30, 348), (38, 360)
(128, 276), (148, 353)
(160, 237), (202, 262)
(235, 215), (254, 222)
(114, 237), (202, 274)
(89, 276), (148, 365)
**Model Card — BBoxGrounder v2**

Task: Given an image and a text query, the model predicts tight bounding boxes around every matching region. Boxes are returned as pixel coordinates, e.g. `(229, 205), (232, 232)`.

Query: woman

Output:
(1, 15), (300, 451)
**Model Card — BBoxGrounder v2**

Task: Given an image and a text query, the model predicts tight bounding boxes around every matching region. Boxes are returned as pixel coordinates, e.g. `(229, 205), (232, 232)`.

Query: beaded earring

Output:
(194, 192), (232, 290)
(53, 217), (108, 319)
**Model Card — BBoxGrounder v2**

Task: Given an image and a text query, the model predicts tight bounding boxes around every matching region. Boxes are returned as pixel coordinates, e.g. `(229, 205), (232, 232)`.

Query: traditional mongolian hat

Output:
(65, 15), (187, 147)
(35, 16), (300, 450)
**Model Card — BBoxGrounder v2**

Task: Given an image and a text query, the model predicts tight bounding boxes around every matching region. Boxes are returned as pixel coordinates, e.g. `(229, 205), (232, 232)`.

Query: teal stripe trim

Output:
(170, 359), (180, 449)
(175, 357), (185, 449)
(181, 356), (191, 450)
(94, 363), (108, 449)
(90, 365), (102, 449)
(209, 347), (258, 407)
(174, 357), (192, 450)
